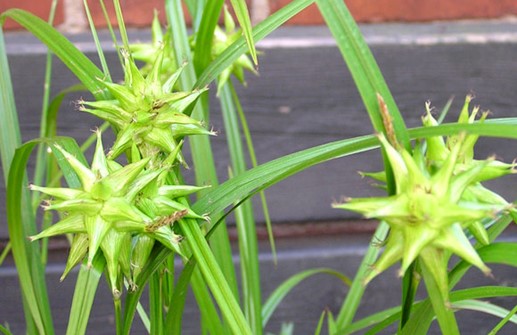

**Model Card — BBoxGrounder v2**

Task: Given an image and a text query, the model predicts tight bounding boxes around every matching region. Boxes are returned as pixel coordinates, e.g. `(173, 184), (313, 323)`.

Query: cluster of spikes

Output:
(209, 5), (257, 93)
(30, 132), (208, 297)
(131, 7), (257, 95)
(333, 95), (516, 303)
(80, 47), (213, 164)
(29, 24), (223, 298)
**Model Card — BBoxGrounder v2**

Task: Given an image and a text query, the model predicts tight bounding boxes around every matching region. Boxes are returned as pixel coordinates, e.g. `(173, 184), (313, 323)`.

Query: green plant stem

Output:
(399, 262), (419, 330)
(112, 0), (130, 51)
(488, 303), (517, 334)
(149, 272), (164, 335)
(114, 298), (122, 335)
(420, 260), (459, 335)
(229, 83), (276, 262)
(180, 218), (252, 334)
(32, 0), (59, 195)
(0, 242), (11, 265)
(165, 2), (241, 329)
(220, 83), (263, 334)
(335, 222), (389, 329)
(83, 0), (112, 81)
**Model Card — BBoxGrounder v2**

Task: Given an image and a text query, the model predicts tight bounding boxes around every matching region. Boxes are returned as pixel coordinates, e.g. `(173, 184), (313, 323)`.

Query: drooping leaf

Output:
(0, 9), (108, 99)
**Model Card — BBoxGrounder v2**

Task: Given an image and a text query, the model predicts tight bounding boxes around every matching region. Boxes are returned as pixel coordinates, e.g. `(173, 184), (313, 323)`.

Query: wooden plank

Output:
(2, 24), (517, 239)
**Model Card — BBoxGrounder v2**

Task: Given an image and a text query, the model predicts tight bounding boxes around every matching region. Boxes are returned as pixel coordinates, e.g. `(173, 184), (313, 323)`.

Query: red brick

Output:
(269, 0), (517, 25)
(86, 0), (173, 28)
(85, 0), (251, 29)
(1, 0), (64, 30)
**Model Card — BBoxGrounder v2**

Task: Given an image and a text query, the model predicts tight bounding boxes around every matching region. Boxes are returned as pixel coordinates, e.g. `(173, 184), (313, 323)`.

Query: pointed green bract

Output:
(335, 99), (514, 304)
(29, 134), (205, 296)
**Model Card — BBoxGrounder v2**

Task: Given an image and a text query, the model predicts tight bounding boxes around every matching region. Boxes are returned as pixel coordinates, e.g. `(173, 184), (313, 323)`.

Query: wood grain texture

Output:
(2, 25), (517, 238)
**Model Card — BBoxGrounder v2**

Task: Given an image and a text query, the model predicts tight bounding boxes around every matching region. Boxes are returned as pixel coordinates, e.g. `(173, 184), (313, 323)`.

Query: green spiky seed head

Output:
(334, 98), (514, 303)
(30, 132), (207, 297)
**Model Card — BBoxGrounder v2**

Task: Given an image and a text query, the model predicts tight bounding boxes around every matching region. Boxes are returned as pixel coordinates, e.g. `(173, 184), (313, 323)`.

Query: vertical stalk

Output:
(420, 262), (460, 335)
(165, 0), (240, 302)
(399, 262), (419, 329)
(335, 222), (389, 327)
(220, 83), (263, 334)
(149, 272), (164, 335)
(114, 298), (123, 335)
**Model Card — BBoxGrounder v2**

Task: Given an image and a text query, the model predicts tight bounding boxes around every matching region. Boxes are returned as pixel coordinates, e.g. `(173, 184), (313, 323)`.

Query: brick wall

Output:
(2, 0), (517, 31)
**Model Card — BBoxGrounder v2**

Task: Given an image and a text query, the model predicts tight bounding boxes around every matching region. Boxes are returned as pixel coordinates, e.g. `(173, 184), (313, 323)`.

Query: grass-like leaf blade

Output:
(0, 9), (107, 99)
(195, 0), (315, 89)
(262, 268), (351, 327)
(229, 0), (258, 65)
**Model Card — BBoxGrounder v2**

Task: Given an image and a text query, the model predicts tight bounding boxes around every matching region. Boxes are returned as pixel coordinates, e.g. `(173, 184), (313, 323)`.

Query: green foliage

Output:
(2, 1), (517, 334)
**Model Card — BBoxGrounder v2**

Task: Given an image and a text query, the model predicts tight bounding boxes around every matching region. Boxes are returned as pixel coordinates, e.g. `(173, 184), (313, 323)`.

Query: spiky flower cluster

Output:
(130, 12), (177, 80)
(210, 6), (257, 93)
(31, 35), (213, 297)
(131, 7), (257, 95)
(334, 96), (516, 302)
(31, 132), (207, 297)
(81, 48), (212, 163)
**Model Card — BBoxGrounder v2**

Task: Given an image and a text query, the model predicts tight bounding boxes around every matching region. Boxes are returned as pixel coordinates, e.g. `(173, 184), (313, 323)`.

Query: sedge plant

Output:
(2, 1), (517, 334)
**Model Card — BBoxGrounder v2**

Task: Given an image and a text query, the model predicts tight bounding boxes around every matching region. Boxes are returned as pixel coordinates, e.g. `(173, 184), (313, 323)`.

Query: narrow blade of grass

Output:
(180, 218), (252, 334)
(7, 140), (68, 335)
(165, 1), (240, 330)
(262, 268), (351, 327)
(193, 0), (224, 75)
(488, 303), (517, 334)
(229, 0), (257, 65)
(420, 260), (459, 335)
(229, 83), (276, 262)
(220, 83), (262, 334)
(149, 272), (164, 335)
(66, 255), (105, 335)
(316, 0), (408, 148)
(452, 300), (517, 325)
(1, 9), (107, 99)
(195, 0), (315, 89)
(0, 26), (21, 181)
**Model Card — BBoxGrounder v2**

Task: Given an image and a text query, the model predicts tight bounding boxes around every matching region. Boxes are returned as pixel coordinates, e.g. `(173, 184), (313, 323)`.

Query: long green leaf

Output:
(262, 268), (351, 327)
(229, 0), (257, 65)
(346, 286), (517, 334)
(66, 254), (105, 335)
(229, 83), (276, 262)
(401, 286), (517, 335)
(450, 242), (517, 287)
(194, 121), (517, 218)
(451, 300), (517, 325)
(193, 0), (224, 75)
(166, 2), (242, 332)
(195, 0), (315, 89)
(7, 139), (79, 335)
(0, 9), (107, 99)
(180, 218), (252, 334)
(343, 306), (402, 335)
(316, 0), (408, 147)
(488, 303), (517, 335)
(0, 26), (21, 182)
(315, 0), (410, 326)
(193, 134), (377, 216)
(220, 83), (262, 334)
(164, 254), (197, 334)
